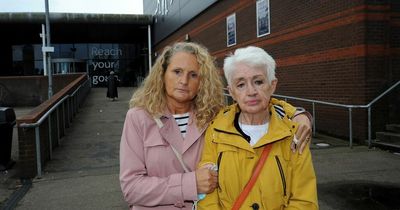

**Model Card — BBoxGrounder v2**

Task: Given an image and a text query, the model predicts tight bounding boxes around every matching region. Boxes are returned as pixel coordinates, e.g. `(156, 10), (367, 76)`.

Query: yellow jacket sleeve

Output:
(197, 124), (222, 210)
(271, 98), (297, 118)
(285, 145), (319, 209)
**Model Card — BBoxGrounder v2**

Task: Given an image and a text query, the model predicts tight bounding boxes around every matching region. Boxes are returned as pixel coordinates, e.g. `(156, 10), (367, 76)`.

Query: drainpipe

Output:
(148, 24), (152, 71)
(45, 0), (53, 98)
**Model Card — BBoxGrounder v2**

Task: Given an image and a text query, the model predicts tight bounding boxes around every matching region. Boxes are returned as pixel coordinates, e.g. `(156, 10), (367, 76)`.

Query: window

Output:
(256, 0), (270, 37)
(226, 13), (237, 47)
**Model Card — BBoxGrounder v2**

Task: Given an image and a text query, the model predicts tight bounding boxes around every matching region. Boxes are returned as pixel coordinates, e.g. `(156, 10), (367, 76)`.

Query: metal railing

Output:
(18, 79), (90, 178)
(223, 80), (400, 148)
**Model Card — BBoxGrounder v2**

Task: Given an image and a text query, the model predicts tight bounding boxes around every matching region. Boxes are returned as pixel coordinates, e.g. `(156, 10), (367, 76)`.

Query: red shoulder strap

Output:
(231, 144), (273, 210)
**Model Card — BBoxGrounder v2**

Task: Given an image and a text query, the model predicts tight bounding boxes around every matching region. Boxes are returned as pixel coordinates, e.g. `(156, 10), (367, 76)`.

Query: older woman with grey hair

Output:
(120, 42), (313, 210)
(198, 46), (318, 210)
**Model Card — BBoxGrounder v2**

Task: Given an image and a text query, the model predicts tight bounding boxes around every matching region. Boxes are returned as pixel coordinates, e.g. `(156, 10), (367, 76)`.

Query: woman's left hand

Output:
(291, 113), (312, 154)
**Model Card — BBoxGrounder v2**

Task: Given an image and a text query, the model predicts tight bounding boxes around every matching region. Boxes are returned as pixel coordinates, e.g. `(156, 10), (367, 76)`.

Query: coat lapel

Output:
(158, 115), (185, 154)
(157, 108), (206, 155)
(182, 113), (207, 154)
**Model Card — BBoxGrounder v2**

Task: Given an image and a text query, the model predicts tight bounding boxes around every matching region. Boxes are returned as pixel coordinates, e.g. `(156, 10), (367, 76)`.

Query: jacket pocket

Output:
(142, 137), (171, 175)
(215, 144), (238, 203)
(275, 155), (287, 197)
(143, 136), (167, 147)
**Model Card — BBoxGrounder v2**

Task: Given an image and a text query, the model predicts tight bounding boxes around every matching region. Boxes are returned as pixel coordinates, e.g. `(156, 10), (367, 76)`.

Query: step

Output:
(386, 124), (400, 133)
(370, 141), (400, 153)
(375, 131), (400, 143)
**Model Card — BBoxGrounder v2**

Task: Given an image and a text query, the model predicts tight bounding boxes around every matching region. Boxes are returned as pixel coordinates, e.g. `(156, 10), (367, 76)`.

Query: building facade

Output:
(0, 13), (152, 87)
(144, 0), (400, 142)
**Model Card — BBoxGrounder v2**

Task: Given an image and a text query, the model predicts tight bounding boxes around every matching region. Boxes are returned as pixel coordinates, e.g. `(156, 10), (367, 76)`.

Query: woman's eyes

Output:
(172, 69), (198, 78)
(236, 83), (245, 88)
(236, 80), (264, 88)
(255, 80), (264, 85)
(173, 69), (182, 75)
(190, 72), (198, 78)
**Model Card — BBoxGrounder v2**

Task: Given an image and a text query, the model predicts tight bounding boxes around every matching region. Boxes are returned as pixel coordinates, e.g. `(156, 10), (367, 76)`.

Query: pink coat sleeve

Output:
(119, 109), (197, 207)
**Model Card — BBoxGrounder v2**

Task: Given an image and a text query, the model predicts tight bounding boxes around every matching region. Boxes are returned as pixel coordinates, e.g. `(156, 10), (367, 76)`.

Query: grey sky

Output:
(0, 0), (143, 14)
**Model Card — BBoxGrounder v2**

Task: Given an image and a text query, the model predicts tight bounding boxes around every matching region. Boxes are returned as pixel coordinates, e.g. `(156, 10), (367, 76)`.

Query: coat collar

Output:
(156, 107), (207, 154)
(212, 102), (296, 152)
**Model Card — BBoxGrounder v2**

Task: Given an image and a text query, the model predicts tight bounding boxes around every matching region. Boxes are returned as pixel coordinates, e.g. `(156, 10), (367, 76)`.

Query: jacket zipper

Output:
(217, 152), (223, 170)
(216, 152), (223, 190)
(275, 156), (287, 196)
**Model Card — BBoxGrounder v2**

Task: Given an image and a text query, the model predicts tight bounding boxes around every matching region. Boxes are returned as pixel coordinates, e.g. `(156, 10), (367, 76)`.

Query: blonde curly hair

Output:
(130, 42), (225, 128)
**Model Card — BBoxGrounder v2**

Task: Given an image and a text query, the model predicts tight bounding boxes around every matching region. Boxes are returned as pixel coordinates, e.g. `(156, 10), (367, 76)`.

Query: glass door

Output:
(52, 58), (87, 74)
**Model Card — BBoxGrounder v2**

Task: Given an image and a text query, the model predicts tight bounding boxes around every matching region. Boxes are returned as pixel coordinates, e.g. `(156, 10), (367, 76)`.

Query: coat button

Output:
(251, 203), (259, 210)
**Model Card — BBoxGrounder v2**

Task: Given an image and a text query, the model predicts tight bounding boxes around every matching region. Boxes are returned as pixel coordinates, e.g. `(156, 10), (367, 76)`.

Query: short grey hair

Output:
(223, 46), (276, 86)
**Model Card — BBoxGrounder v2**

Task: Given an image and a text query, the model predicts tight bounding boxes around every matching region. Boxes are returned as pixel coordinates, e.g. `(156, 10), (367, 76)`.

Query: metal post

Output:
(86, 62), (92, 88)
(349, 107), (353, 149)
(48, 115), (52, 160)
(35, 127), (42, 178)
(69, 98), (72, 121)
(62, 102), (66, 130)
(368, 107), (372, 148)
(67, 98), (70, 123)
(312, 102), (316, 137)
(45, 0), (53, 98)
(73, 96), (76, 115)
(40, 24), (47, 76)
(56, 107), (60, 146)
(148, 25), (152, 71)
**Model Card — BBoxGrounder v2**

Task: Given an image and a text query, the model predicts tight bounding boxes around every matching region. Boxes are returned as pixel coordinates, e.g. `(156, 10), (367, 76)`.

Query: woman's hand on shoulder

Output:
(291, 113), (312, 154)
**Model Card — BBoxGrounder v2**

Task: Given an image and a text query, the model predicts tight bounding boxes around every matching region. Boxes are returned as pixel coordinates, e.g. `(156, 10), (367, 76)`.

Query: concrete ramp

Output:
(15, 87), (134, 210)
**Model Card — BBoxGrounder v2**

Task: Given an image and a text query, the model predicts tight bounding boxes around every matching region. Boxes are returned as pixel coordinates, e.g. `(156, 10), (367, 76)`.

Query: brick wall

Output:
(153, 0), (400, 142)
(16, 74), (89, 178)
(0, 74), (82, 106)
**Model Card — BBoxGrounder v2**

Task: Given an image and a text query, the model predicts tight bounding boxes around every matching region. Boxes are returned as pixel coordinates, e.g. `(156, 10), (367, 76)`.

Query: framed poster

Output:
(256, 0), (270, 37)
(226, 13), (237, 47)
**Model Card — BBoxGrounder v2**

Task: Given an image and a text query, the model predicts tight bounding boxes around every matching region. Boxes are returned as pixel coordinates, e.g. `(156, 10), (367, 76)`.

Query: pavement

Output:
(1, 87), (400, 210)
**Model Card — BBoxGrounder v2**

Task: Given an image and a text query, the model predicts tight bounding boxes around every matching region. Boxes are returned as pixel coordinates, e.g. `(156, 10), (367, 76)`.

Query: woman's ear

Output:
(227, 85), (236, 101)
(270, 79), (278, 94)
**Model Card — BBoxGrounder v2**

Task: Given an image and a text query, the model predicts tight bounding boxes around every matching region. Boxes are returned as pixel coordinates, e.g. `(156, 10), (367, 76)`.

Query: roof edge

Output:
(0, 12), (153, 24)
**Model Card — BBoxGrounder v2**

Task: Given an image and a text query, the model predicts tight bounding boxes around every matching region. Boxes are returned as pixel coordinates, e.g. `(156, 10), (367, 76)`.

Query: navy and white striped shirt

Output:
(173, 113), (190, 138)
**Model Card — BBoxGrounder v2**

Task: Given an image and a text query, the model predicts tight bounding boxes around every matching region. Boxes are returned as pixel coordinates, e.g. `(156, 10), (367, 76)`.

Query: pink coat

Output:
(120, 107), (206, 210)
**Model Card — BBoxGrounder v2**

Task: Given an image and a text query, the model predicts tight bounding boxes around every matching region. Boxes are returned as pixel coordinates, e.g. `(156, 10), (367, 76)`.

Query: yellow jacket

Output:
(198, 99), (318, 210)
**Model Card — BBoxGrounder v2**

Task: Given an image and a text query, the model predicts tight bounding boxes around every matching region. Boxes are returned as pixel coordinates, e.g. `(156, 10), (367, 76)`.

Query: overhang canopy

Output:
(0, 12), (153, 24)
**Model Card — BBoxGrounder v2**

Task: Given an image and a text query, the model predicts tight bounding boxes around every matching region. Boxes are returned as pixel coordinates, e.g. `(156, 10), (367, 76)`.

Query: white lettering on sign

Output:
(154, 0), (174, 16)
(91, 47), (122, 59)
(93, 60), (120, 71)
(92, 75), (106, 85)
(92, 75), (119, 85)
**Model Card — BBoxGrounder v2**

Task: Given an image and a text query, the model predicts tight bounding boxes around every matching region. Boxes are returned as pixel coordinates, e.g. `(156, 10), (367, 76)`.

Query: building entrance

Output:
(52, 58), (87, 74)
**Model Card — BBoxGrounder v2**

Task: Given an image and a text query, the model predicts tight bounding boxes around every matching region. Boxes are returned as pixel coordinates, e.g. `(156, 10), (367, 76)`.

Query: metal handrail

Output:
(19, 94), (70, 128)
(17, 79), (89, 177)
(274, 80), (400, 148)
(223, 80), (400, 148)
(366, 80), (400, 107)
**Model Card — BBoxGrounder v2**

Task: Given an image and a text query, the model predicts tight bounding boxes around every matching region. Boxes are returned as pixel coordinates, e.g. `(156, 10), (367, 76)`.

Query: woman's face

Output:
(164, 51), (201, 108)
(229, 63), (277, 115)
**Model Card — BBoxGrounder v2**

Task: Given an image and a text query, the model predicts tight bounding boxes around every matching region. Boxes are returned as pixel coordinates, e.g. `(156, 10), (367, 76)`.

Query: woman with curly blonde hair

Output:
(120, 42), (224, 210)
(129, 42), (224, 129)
(119, 42), (313, 210)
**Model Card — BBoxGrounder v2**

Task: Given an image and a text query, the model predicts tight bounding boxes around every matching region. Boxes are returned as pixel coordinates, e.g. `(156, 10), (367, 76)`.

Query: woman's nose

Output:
(179, 74), (189, 84)
(246, 84), (258, 95)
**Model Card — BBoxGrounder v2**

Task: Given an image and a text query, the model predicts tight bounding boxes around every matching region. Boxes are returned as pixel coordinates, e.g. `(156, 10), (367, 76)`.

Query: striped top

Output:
(173, 113), (190, 138)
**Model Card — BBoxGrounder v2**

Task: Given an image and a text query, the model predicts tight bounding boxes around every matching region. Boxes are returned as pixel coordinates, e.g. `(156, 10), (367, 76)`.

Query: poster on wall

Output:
(257, 0), (270, 37)
(226, 13), (237, 47)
